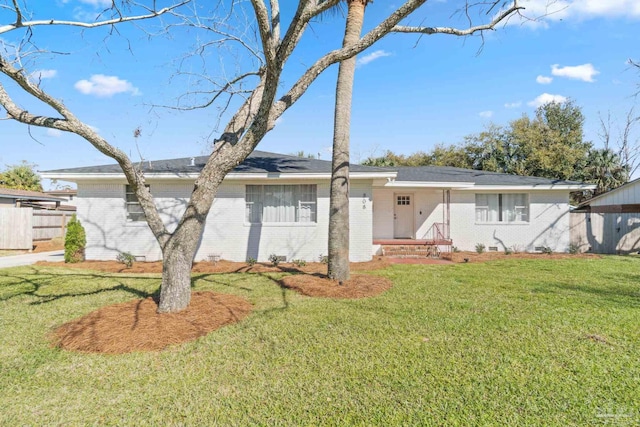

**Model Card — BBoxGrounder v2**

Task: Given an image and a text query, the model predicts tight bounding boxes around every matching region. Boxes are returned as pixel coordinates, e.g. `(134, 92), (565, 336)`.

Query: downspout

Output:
(446, 189), (451, 239)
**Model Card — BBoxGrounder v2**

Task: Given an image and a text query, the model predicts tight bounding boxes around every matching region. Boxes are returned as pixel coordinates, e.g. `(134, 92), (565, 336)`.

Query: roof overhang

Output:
(462, 184), (597, 191)
(380, 180), (475, 189)
(0, 194), (65, 202)
(41, 171), (398, 182)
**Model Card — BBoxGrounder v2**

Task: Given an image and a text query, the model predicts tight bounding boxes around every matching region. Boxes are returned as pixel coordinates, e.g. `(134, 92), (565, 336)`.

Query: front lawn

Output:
(1, 257), (639, 425)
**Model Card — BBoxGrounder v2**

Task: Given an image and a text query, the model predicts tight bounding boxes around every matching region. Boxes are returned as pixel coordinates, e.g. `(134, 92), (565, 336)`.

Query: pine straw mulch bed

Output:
(35, 258), (393, 274)
(43, 252), (599, 354)
(45, 259), (395, 354)
(279, 273), (393, 299)
(51, 291), (252, 354)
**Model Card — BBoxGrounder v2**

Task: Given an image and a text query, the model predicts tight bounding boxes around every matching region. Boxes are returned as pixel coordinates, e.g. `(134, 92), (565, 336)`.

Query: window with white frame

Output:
(125, 184), (149, 222)
(475, 193), (528, 223)
(246, 184), (317, 223)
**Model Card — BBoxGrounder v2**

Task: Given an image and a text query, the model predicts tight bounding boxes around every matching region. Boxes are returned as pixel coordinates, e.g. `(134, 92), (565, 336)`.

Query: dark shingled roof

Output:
(43, 150), (585, 186)
(43, 150), (387, 175)
(0, 188), (65, 202)
(391, 165), (584, 186)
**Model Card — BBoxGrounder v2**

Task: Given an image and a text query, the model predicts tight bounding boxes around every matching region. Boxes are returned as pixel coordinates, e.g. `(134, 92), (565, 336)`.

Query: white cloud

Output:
(536, 75), (553, 84)
(479, 110), (494, 118)
(551, 63), (599, 82)
(30, 69), (57, 80)
(499, 0), (640, 28)
(78, 0), (112, 6)
(528, 93), (567, 107)
(504, 101), (522, 108)
(46, 129), (62, 138)
(356, 50), (392, 67)
(74, 74), (141, 98)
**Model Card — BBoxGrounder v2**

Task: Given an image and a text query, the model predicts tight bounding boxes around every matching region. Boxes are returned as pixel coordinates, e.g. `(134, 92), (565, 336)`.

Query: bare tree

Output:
(1, 0), (522, 313)
(619, 108), (640, 178)
(599, 108), (640, 179)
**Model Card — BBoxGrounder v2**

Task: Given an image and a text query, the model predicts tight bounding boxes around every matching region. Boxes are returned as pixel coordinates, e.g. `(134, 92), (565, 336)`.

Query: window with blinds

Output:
(475, 193), (528, 223)
(246, 184), (317, 224)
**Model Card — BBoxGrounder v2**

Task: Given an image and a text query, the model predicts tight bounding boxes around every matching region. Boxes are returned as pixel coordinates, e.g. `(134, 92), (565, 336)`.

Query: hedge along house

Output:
(42, 151), (594, 262)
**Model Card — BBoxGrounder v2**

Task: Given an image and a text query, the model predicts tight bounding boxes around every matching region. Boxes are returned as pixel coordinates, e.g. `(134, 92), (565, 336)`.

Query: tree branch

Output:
(0, 56), (170, 244)
(270, 0), (280, 42)
(250, 0), (275, 65)
(271, 0), (428, 124)
(391, 1), (523, 36)
(0, 1), (190, 35)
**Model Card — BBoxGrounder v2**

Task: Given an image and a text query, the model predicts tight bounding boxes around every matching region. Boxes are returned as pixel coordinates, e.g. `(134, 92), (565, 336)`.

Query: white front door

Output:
(394, 193), (414, 239)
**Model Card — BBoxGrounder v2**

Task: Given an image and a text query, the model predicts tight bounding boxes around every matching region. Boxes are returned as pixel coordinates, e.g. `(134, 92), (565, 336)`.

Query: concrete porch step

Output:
(382, 244), (441, 259)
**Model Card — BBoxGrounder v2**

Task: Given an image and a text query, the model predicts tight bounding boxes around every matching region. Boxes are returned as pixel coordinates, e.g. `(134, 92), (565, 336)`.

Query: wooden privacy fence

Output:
(33, 211), (70, 241)
(0, 208), (71, 250)
(570, 211), (640, 254)
(0, 208), (33, 250)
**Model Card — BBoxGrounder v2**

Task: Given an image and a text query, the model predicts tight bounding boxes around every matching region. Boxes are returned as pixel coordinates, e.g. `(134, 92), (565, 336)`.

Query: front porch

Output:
(372, 187), (453, 259)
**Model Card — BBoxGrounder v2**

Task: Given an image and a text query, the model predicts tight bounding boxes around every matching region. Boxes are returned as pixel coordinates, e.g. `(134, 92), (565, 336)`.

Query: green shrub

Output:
(504, 247), (513, 255)
(452, 246), (460, 253)
(116, 252), (136, 268)
(319, 254), (329, 264)
(475, 243), (485, 254)
(541, 246), (553, 255)
(269, 254), (284, 266)
(568, 243), (580, 254)
(247, 257), (257, 266)
(292, 259), (307, 267)
(64, 214), (86, 263)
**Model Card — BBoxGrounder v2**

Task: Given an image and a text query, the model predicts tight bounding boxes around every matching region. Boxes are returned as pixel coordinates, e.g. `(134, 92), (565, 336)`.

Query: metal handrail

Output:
(423, 222), (450, 241)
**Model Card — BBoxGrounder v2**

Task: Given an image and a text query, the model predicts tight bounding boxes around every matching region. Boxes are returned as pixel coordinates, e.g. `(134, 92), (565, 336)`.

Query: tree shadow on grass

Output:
(544, 281), (640, 308)
(192, 270), (292, 316)
(0, 266), (162, 305)
(1, 266), (293, 316)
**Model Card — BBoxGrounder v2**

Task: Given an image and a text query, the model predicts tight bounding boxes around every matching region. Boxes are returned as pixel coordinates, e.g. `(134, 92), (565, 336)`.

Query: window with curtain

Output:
(125, 184), (150, 222)
(246, 184), (317, 223)
(475, 193), (528, 223)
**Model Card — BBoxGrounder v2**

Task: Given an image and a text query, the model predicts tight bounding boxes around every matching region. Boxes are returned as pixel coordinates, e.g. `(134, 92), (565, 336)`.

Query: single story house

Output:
(571, 177), (640, 254)
(42, 151), (594, 262)
(45, 189), (78, 207)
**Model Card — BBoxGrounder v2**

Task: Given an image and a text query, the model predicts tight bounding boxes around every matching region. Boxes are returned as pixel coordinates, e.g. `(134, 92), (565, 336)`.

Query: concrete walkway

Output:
(0, 250), (65, 269)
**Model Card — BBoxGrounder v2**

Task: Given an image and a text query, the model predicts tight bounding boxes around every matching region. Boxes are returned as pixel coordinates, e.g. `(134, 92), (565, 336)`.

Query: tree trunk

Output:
(157, 216), (205, 313)
(328, 0), (367, 282)
(158, 245), (193, 313)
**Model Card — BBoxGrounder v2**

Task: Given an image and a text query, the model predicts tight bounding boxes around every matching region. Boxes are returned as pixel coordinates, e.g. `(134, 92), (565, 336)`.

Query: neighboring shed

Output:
(571, 178), (640, 254)
(0, 189), (73, 249)
(0, 188), (66, 209)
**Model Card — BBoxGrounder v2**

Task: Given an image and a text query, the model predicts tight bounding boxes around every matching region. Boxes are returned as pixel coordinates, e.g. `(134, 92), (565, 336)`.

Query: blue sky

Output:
(1, 0), (639, 189)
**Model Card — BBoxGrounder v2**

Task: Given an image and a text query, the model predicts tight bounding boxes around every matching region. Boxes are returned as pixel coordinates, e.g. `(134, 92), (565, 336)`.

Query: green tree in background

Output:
(365, 100), (626, 179)
(584, 148), (629, 196)
(0, 161), (42, 191)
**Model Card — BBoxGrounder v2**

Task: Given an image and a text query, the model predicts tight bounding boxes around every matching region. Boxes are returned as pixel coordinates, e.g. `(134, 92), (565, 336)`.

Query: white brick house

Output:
(42, 151), (593, 261)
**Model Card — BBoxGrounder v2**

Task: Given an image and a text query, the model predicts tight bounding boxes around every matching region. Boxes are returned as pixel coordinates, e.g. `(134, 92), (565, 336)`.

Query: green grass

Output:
(1, 257), (639, 425)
